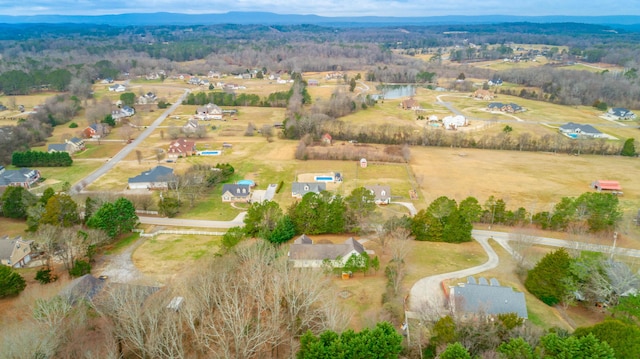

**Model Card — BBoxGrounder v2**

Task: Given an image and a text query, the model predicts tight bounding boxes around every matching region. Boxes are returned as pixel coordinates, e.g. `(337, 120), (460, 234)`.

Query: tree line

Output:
(12, 150), (72, 167)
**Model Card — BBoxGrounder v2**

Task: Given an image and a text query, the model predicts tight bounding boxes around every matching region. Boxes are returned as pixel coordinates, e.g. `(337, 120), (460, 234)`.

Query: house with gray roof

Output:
(487, 102), (523, 113)
(291, 182), (326, 199)
(48, 137), (86, 154)
(0, 166), (40, 189)
(449, 276), (528, 319)
(0, 236), (33, 268)
(128, 166), (175, 190)
(365, 185), (392, 204)
(221, 184), (251, 202)
(607, 107), (636, 120)
(559, 122), (604, 139)
(288, 235), (366, 268)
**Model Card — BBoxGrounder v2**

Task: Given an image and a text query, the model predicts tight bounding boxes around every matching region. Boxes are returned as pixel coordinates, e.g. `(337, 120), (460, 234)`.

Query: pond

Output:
(373, 85), (417, 100)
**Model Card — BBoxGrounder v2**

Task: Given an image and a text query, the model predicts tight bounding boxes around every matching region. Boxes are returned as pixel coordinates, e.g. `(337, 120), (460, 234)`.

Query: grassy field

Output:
(132, 233), (222, 282)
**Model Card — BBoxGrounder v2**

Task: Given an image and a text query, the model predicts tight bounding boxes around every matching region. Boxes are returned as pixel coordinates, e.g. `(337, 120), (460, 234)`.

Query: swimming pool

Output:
(567, 133), (578, 139)
(315, 176), (334, 182)
(199, 150), (221, 156)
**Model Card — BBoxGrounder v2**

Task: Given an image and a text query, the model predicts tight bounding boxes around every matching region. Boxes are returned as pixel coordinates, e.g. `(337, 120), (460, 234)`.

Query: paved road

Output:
(70, 89), (190, 194)
(409, 229), (640, 314)
(138, 212), (246, 229)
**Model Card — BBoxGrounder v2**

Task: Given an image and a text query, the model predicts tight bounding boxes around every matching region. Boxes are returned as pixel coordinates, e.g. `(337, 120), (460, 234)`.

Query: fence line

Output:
(135, 210), (159, 215)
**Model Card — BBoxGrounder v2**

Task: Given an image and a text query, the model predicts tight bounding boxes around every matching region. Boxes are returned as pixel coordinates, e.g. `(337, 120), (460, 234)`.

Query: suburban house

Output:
(443, 115), (468, 130)
(48, 138), (85, 154)
(288, 235), (367, 268)
(100, 78), (114, 84)
(195, 103), (223, 120)
(0, 166), (41, 189)
(307, 79), (319, 86)
(449, 276), (528, 320)
(473, 89), (495, 100)
(591, 180), (622, 193)
(182, 118), (199, 133)
(112, 106), (135, 121)
(487, 102), (523, 113)
(167, 138), (197, 159)
(108, 84), (126, 92)
(221, 184), (251, 202)
(128, 166), (175, 190)
(188, 77), (202, 85)
(487, 78), (503, 86)
(84, 123), (109, 139)
(400, 98), (420, 110)
(607, 107), (637, 120)
(0, 236), (33, 268)
(292, 182), (327, 198)
(138, 92), (158, 105)
(559, 122), (604, 138)
(365, 185), (392, 204)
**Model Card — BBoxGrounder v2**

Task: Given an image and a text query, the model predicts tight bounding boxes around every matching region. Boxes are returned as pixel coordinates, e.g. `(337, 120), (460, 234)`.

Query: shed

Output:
(360, 158), (368, 168)
(592, 180), (622, 191)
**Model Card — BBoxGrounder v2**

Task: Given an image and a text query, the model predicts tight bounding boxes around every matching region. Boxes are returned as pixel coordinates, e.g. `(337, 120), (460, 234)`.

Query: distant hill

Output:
(0, 12), (639, 28)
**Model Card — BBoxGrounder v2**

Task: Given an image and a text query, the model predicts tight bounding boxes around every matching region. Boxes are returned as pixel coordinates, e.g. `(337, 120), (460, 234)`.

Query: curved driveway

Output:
(409, 229), (640, 313)
(70, 89), (190, 194)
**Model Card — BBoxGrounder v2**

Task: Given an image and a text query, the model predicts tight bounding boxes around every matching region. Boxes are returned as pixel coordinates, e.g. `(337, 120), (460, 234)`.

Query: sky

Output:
(0, 0), (639, 17)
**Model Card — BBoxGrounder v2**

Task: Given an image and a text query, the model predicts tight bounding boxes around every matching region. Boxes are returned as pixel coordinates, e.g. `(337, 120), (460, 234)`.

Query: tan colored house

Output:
(400, 98), (420, 110)
(0, 236), (33, 268)
(221, 184), (251, 203)
(473, 89), (495, 100)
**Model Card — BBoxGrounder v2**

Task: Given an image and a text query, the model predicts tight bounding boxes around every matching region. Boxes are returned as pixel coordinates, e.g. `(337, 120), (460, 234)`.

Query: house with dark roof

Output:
(60, 274), (107, 304)
(221, 184), (251, 202)
(48, 137), (86, 154)
(365, 185), (392, 204)
(0, 166), (40, 189)
(288, 235), (367, 268)
(0, 236), (33, 268)
(487, 102), (523, 113)
(128, 166), (175, 190)
(559, 122), (604, 138)
(291, 182), (326, 199)
(607, 107), (636, 120)
(449, 276), (528, 319)
(167, 138), (196, 159)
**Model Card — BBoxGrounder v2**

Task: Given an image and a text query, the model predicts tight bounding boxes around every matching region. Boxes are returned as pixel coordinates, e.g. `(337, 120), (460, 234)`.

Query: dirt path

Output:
(93, 236), (156, 285)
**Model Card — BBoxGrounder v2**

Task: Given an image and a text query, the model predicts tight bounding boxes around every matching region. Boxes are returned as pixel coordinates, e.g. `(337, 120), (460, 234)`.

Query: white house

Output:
(443, 115), (468, 130)
(559, 122), (605, 138)
(288, 235), (366, 268)
(108, 84), (126, 92)
(365, 185), (392, 204)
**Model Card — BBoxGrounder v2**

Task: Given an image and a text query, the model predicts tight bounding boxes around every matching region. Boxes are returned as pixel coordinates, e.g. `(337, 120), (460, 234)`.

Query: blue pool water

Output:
(199, 150), (221, 155)
(568, 133), (578, 139)
(315, 176), (334, 181)
(238, 180), (255, 186)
